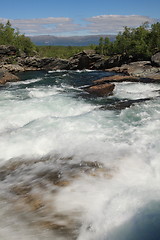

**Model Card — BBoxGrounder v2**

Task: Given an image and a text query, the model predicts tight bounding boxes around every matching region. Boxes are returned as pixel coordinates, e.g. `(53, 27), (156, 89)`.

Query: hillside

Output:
(29, 34), (116, 46)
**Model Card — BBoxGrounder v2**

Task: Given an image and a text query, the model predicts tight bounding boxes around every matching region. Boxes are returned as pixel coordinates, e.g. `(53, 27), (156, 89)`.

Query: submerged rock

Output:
(101, 97), (152, 110)
(0, 157), (115, 239)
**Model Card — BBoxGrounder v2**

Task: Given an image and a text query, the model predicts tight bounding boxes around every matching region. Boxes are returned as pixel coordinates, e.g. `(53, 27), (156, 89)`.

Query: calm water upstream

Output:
(0, 70), (160, 240)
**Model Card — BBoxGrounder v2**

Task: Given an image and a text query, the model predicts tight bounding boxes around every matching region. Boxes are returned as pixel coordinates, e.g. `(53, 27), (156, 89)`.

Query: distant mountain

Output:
(29, 35), (116, 46)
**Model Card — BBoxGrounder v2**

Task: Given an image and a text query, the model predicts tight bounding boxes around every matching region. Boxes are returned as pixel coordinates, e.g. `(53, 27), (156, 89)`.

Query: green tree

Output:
(104, 37), (111, 55)
(0, 20), (36, 56)
(149, 22), (160, 53)
(97, 22), (160, 60)
(98, 37), (104, 55)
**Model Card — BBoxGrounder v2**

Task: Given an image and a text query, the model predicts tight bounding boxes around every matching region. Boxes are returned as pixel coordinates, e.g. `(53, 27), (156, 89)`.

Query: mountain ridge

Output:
(29, 34), (116, 46)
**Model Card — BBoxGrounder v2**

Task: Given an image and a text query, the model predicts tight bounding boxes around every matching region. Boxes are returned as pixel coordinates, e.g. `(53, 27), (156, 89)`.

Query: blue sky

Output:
(0, 0), (160, 36)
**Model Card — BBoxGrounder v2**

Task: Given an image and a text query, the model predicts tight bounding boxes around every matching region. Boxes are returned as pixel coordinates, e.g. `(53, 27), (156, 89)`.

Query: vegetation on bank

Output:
(0, 20), (36, 55)
(96, 22), (160, 60)
(36, 45), (96, 59)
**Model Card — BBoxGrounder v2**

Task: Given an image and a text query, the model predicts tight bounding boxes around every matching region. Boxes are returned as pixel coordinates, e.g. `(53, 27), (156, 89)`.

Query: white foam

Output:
(48, 69), (96, 73)
(48, 70), (68, 73)
(9, 77), (42, 86)
(115, 82), (160, 99)
(0, 73), (160, 239)
(28, 87), (59, 98)
(75, 69), (96, 73)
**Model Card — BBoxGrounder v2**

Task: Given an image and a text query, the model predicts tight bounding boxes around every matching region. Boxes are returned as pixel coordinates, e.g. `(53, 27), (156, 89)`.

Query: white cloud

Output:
(0, 15), (157, 36)
(85, 15), (156, 34)
(0, 17), (82, 35)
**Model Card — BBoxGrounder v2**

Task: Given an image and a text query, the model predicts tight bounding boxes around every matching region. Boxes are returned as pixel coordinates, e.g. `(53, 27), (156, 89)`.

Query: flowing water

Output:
(0, 70), (160, 240)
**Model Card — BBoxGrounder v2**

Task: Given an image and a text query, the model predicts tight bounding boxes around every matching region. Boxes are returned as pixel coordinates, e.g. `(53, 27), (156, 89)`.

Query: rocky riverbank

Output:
(0, 45), (160, 87)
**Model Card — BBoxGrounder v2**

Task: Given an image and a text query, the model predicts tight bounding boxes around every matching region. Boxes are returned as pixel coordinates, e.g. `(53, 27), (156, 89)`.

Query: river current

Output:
(0, 70), (160, 240)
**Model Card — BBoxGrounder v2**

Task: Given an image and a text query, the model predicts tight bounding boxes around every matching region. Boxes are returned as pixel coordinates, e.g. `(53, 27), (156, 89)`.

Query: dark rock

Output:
(45, 58), (69, 70)
(103, 55), (123, 68)
(76, 51), (90, 69)
(151, 52), (160, 67)
(17, 57), (69, 71)
(101, 98), (152, 110)
(68, 51), (105, 70)
(68, 51), (90, 70)
(103, 54), (134, 69)
(18, 56), (54, 69)
(84, 83), (115, 97)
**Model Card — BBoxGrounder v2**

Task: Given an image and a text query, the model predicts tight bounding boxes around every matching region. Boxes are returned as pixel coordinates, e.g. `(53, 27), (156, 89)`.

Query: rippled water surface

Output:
(0, 70), (160, 240)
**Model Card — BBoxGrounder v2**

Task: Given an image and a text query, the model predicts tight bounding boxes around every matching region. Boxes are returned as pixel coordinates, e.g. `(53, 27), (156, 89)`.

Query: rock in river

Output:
(0, 71), (20, 84)
(151, 52), (160, 67)
(84, 83), (115, 97)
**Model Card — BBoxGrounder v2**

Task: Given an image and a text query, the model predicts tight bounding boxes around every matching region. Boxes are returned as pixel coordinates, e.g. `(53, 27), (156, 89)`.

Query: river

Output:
(0, 70), (160, 240)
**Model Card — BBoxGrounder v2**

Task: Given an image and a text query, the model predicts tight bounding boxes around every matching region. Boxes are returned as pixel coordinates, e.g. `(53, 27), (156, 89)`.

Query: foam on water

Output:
(114, 82), (160, 99)
(9, 77), (43, 86)
(0, 71), (160, 240)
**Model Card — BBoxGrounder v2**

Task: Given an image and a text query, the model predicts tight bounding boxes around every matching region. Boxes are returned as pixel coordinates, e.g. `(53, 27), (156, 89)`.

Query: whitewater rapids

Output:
(0, 70), (160, 240)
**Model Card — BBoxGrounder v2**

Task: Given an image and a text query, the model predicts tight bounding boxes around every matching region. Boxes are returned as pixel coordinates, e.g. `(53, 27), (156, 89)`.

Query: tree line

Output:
(0, 21), (95, 58)
(96, 22), (160, 60)
(1, 20), (160, 60)
(0, 20), (36, 55)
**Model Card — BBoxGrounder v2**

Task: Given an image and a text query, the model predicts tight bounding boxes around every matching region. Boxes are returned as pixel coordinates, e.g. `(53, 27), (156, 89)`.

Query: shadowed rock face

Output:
(84, 83), (115, 97)
(67, 51), (104, 70)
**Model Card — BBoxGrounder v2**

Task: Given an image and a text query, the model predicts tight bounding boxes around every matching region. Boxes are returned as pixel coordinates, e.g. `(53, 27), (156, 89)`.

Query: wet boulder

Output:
(84, 83), (115, 97)
(0, 71), (20, 84)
